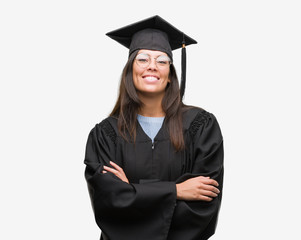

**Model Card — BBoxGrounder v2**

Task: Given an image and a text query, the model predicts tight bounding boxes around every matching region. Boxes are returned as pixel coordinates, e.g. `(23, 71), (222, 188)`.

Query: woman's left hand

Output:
(102, 161), (129, 184)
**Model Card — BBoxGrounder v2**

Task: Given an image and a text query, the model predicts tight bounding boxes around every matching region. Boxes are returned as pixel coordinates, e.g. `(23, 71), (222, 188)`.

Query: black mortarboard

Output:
(106, 15), (197, 99)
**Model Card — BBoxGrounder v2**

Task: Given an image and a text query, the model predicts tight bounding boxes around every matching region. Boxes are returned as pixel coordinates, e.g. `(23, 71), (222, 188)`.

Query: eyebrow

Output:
(138, 52), (168, 58)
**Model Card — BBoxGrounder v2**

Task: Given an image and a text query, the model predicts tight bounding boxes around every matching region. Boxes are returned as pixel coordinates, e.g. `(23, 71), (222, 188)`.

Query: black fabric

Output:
(84, 107), (224, 240)
(130, 28), (172, 59)
(180, 45), (186, 99)
(106, 15), (197, 58)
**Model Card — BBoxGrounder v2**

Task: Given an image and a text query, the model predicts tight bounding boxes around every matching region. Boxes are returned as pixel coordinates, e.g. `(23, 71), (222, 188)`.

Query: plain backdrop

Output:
(1, 0), (300, 239)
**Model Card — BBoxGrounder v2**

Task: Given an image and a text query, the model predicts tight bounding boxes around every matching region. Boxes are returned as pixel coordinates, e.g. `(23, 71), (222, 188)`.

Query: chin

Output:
(139, 89), (165, 96)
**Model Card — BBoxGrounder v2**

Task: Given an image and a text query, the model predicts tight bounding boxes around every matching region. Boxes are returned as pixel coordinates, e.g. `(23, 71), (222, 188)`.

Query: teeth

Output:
(144, 76), (158, 81)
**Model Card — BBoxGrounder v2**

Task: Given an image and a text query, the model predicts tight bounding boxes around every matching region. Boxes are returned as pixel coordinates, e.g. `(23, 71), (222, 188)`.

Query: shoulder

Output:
(97, 116), (118, 131)
(182, 105), (221, 138)
(91, 116), (118, 144)
(182, 105), (216, 128)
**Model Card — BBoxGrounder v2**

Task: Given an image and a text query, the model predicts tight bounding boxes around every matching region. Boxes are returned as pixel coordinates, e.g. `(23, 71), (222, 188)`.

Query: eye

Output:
(137, 58), (149, 63)
(156, 56), (170, 65)
(136, 53), (150, 63)
(157, 60), (168, 65)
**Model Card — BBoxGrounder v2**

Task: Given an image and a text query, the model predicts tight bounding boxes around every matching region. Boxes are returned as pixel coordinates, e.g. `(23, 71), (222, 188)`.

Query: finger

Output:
(199, 195), (213, 202)
(196, 176), (219, 187)
(102, 170), (107, 173)
(200, 190), (218, 198)
(202, 184), (220, 194)
(198, 176), (210, 179)
(110, 161), (123, 171)
(103, 166), (119, 174)
(212, 180), (219, 187)
(104, 166), (124, 180)
(202, 178), (219, 187)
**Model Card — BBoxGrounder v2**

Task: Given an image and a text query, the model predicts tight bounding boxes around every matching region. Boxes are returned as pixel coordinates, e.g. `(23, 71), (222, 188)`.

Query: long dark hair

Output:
(110, 50), (185, 151)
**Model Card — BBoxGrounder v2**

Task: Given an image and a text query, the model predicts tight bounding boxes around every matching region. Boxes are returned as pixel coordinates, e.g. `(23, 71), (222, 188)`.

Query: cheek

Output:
(132, 65), (144, 88)
(161, 69), (170, 82)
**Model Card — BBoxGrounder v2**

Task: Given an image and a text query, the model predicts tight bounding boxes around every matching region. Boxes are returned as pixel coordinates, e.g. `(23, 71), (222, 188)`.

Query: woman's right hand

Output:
(176, 176), (220, 201)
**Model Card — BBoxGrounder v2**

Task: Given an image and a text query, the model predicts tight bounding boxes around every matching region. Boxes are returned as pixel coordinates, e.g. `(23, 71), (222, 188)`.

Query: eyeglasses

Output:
(135, 53), (172, 69)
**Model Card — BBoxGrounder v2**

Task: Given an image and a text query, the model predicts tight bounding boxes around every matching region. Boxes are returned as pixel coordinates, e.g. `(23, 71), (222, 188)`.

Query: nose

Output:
(147, 58), (157, 70)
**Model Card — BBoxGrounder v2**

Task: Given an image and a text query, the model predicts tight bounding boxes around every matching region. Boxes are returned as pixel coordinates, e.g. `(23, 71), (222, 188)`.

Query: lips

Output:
(142, 75), (160, 83)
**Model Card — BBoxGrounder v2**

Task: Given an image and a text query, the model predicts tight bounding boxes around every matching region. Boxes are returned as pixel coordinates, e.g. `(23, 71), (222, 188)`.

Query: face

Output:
(132, 49), (171, 97)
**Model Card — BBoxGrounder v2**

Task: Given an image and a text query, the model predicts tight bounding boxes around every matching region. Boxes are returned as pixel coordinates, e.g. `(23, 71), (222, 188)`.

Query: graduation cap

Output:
(106, 15), (197, 99)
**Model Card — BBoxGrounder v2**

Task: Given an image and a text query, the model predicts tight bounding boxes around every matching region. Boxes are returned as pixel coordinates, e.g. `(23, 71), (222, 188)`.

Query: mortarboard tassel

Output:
(180, 39), (186, 100)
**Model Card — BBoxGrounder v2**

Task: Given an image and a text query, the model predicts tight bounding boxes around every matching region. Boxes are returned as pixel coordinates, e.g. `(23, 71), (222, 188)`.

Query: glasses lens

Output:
(156, 55), (171, 68)
(135, 53), (171, 69)
(136, 53), (150, 68)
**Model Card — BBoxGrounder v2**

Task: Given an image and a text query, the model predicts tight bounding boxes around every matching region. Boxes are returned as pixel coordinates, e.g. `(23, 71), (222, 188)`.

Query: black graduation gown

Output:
(84, 107), (224, 240)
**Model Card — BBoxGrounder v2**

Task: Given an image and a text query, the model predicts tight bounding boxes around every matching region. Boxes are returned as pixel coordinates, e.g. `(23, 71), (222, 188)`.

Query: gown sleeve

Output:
(167, 111), (224, 240)
(84, 120), (177, 240)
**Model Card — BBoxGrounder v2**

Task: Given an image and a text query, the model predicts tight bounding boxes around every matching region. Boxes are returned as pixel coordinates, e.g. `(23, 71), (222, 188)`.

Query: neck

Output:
(138, 93), (165, 117)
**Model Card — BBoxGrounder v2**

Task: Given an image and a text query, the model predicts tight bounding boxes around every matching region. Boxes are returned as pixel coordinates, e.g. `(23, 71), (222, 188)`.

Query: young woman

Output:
(84, 15), (224, 240)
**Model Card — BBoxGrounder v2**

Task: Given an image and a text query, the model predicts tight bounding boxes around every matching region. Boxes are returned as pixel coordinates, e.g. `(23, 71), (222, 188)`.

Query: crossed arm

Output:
(103, 161), (220, 202)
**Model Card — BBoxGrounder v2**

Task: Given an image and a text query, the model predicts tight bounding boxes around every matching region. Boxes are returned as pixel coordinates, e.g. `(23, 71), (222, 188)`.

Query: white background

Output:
(1, 0), (300, 239)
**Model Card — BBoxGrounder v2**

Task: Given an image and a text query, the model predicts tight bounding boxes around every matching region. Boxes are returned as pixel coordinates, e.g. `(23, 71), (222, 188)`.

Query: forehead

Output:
(137, 49), (168, 57)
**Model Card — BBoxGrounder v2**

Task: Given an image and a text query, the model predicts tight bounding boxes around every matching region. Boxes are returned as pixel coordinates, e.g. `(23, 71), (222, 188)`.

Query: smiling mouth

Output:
(143, 76), (159, 81)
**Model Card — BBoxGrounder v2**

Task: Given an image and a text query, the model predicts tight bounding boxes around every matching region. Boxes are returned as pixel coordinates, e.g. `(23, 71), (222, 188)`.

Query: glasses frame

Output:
(135, 53), (172, 69)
